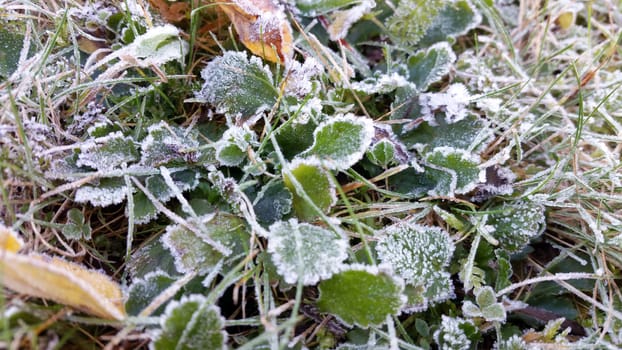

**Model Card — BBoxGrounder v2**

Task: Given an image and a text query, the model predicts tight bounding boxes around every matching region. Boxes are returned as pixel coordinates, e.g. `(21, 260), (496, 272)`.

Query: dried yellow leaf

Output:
(218, 0), (293, 63)
(0, 226), (126, 320)
(0, 226), (23, 253)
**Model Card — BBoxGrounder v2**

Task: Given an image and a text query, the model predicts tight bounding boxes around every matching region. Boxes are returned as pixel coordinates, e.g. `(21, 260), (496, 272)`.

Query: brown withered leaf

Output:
(218, 0), (293, 63)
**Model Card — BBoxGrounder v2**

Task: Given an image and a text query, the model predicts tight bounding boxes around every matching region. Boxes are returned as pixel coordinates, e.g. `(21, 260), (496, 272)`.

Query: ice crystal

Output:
(433, 316), (474, 350)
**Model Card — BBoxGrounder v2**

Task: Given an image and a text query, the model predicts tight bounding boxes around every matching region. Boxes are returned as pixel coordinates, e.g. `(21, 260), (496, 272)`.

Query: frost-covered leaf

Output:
(407, 42), (456, 91)
(128, 239), (178, 279)
(300, 114), (374, 170)
(494, 335), (528, 350)
(396, 113), (493, 153)
(351, 72), (410, 95)
(197, 51), (278, 121)
(0, 29), (27, 78)
(129, 191), (159, 224)
(75, 178), (129, 207)
(376, 222), (454, 310)
(126, 271), (176, 316)
(218, 0), (293, 63)
(470, 165), (516, 203)
(140, 121), (200, 167)
(326, 0), (376, 41)
(425, 147), (484, 195)
(145, 169), (201, 203)
(418, 0), (482, 47)
(162, 213), (249, 275)
(62, 209), (92, 241)
(283, 159), (336, 221)
(495, 250), (513, 291)
(214, 126), (257, 167)
(317, 265), (405, 328)
(267, 219), (348, 285)
(275, 119), (318, 159)
(253, 181), (292, 224)
(295, 0), (362, 16)
(119, 24), (188, 67)
(283, 57), (323, 98)
(151, 295), (226, 350)
(433, 316), (476, 350)
(386, 0), (445, 47)
(367, 139), (397, 168)
(77, 131), (138, 170)
(420, 84), (472, 125)
(462, 286), (506, 322)
(486, 200), (546, 253)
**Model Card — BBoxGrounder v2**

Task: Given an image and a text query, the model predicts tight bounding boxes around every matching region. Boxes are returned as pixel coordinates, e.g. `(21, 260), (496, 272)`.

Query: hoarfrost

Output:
(74, 179), (130, 207)
(77, 131), (138, 170)
(299, 113), (375, 170)
(420, 83), (471, 124)
(376, 222), (454, 310)
(267, 219), (348, 285)
(433, 316), (473, 350)
(351, 72), (410, 95)
(284, 57), (323, 97)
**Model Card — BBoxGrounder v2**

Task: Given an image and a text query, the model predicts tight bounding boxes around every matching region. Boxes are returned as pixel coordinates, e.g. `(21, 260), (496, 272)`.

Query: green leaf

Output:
(140, 121), (200, 167)
(267, 219), (348, 285)
(300, 114), (375, 170)
(425, 147), (485, 195)
(317, 265), (405, 327)
(0, 29), (27, 78)
(128, 239), (178, 279)
(126, 271), (176, 316)
(214, 126), (257, 167)
(367, 139), (397, 168)
(397, 113), (493, 153)
(418, 0), (482, 47)
(495, 250), (513, 291)
(407, 42), (456, 91)
(487, 200), (546, 253)
(129, 191), (158, 224)
(274, 119), (318, 160)
(61, 209), (92, 241)
(121, 24), (188, 67)
(295, 0), (364, 16)
(283, 159), (336, 221)
(77, 131), (139, 170)
(475, 286), (497, 308)
(146, 169), (201, 203)
(481, 303), (506, 322)
(197, 51), (278, 121)
(386, 0), (446, 47)
(74, 177), (129, 207)
(253, 181), (292, 224)
(162, 213), (250, 275)
(152, 295), (227, 350)
(376, 222), (454, 309)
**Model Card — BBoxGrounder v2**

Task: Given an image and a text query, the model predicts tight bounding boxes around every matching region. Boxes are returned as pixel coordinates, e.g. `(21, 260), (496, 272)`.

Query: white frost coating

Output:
(287, 97), (323, 125)
(267, 219), (348, 285)
(75, 183), (129, 207)
(284, 57), (323, 97)
(120, 24), (188, 67)
(420, 83), (471, 124)
(327, 0), (376, 41)
(214, 125), (257, 166)
(301, 113), (375, 170)
(376, 222), (454, 309)
(427, 146), (485, 195)
(413, 42), (457, 90)
(77, 131), (137, 170)
(433, 316), (473, 350)
(351, 72), (410, 94)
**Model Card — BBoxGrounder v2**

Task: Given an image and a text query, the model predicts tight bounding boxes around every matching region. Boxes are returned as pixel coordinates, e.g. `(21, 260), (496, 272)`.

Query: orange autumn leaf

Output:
(0, 226), (126, 320)
(218, 0), (293, 63)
